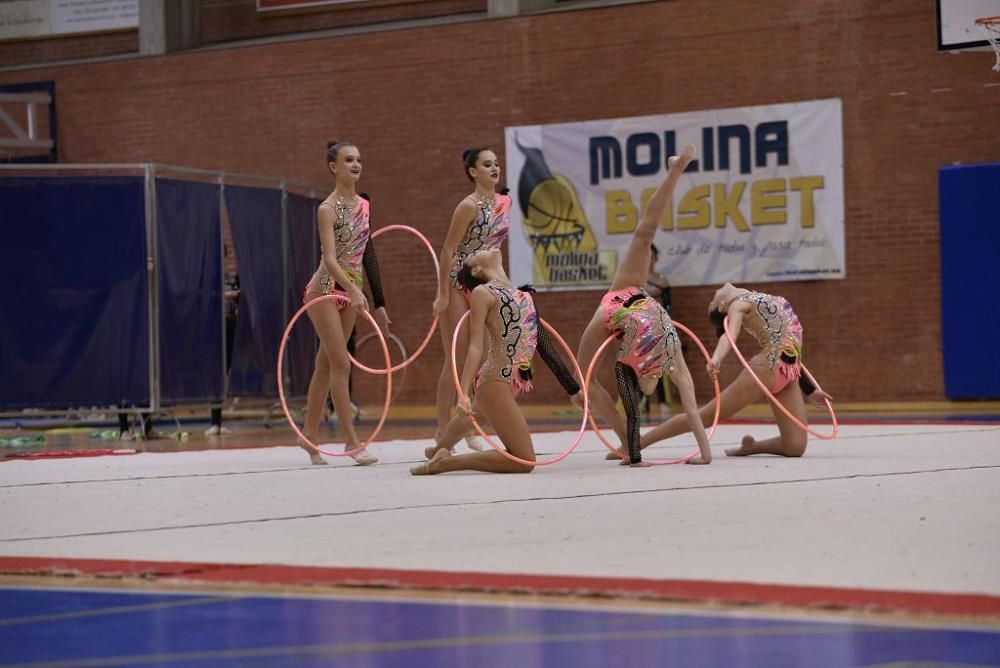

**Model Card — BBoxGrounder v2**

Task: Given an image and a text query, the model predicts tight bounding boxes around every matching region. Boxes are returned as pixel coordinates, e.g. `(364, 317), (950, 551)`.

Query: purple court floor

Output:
(3, 585), (1000, 667)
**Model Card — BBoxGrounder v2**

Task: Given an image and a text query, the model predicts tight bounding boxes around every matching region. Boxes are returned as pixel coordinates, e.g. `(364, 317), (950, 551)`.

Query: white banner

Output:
(504, 98), (845, 290)
(0, 0), (138, 41)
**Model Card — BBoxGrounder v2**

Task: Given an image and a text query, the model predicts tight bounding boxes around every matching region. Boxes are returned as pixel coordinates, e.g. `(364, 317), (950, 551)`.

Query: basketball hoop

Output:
(976, 16), (1000, 72)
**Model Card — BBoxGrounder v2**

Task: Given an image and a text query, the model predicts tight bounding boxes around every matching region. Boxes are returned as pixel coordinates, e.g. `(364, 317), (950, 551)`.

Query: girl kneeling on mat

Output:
(412, 248), (581, 475)
(637, 284), (832, 458)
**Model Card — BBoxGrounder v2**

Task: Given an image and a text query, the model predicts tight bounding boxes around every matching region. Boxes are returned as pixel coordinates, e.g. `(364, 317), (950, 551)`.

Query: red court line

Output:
(1, 449), (138, 460)
(2, 556), (998, 617)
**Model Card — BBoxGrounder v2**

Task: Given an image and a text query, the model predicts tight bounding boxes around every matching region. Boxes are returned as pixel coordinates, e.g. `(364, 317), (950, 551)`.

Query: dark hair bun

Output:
(709, 309), (726, 337)
(327, 140), (353, 164)
(455, 264), (487, 293)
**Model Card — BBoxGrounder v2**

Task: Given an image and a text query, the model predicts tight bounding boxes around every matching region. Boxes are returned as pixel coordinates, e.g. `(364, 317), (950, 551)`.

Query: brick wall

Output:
(2, 0), (997, 403)
(201, 0), (486, 44)
(0, 31), (137, 69)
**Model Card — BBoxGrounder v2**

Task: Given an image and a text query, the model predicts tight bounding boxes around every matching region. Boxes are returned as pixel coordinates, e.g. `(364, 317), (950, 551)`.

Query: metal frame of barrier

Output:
(0, 163), (323, 418)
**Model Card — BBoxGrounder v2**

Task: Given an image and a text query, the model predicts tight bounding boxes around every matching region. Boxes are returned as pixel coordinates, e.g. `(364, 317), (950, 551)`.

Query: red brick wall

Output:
(0, 31), (137, 68)
(2, 0), (997, 403)
(201, 0), (486, 44)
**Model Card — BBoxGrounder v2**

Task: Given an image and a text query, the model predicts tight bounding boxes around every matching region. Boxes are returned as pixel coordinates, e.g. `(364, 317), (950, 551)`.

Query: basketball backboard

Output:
(936, 0), (1000, 51)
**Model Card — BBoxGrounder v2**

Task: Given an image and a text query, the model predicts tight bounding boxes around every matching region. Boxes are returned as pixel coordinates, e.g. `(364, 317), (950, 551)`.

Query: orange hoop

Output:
(450, 311), (590, 467)
(723, 315), (838, 440)
(278, 294), (392, 457)
(348, 224), (439, 374)
(584, 320), (721, 465)
(354, 331), (408, 403)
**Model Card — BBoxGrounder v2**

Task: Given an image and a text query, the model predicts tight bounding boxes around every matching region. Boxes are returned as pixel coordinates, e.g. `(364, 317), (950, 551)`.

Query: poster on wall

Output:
(503, 98), (845, 291)
(0, 0), (138, 41)
(257, 0), (371, 11)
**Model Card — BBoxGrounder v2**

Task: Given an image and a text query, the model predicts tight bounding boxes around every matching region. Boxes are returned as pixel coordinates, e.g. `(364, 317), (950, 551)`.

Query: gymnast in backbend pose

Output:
(575, 145), (712, 466)
(412, 247), (581, 475)
(636, 283), (831, 458)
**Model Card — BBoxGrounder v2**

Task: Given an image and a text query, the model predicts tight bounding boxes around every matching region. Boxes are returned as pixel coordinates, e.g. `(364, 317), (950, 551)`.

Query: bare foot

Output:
(299, 440), (328, 466)
(410, 448), (451, 475)
(726, 435), (755, 457)
(605, 449), (623, 461)
(686, 454), (712, 465)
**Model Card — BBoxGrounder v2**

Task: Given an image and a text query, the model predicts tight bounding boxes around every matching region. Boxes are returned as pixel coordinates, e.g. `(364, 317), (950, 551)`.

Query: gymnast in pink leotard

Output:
(637, 282), (831, 459)
(575, 146), (712, 466)
(432, 149), (514, 453)
(298, 141), (390, 468)
(599, 286), (680, 384)
(303, 194), (385, 310)
(413, 248), (582, 475)
(716, 289), (803, 394)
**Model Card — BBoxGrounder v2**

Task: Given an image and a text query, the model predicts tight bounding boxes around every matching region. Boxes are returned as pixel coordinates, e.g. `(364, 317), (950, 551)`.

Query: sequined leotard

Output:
(304, 196), (385, 309)
(732, 290), (803, 393)
(598, 285), (681, 465)
(476, 280), (537, 396)
(600, 286), (680, 382)
(449, 194), (511, 287)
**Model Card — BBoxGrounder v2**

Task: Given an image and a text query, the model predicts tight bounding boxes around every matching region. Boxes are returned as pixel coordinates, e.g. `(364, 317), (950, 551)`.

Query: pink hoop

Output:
(354, 331), (408, 403)
(348, 224), (439, 375)
(278, 294), (392, 457)
(450, 310), (589, 467)
(584, 320), (721, 465)
(723, 315), (838, 440)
